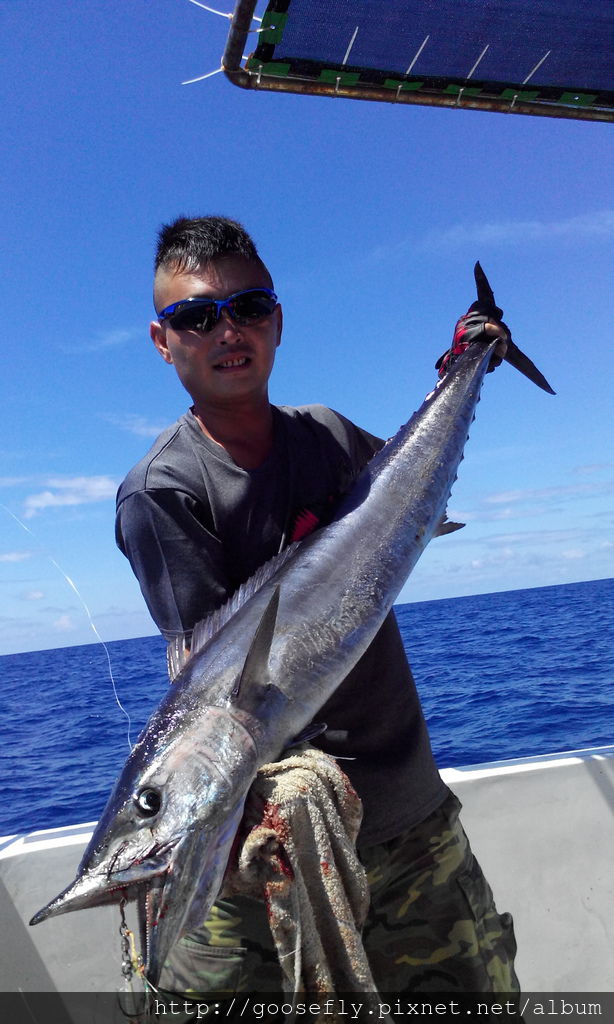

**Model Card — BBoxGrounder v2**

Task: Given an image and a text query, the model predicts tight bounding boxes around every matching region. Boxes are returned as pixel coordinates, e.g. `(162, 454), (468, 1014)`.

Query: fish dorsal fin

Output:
(231, 584), (281, 700)
(189, 542), (299, 659)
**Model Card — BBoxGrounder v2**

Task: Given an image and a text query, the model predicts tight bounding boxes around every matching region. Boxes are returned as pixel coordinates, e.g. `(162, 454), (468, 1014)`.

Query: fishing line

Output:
(1, 503), (134, 750)
(16, 991), (41, 1024)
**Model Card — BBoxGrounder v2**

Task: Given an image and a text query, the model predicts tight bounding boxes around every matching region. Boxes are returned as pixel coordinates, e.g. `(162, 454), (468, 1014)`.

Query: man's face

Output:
(150, 257), (282, 410)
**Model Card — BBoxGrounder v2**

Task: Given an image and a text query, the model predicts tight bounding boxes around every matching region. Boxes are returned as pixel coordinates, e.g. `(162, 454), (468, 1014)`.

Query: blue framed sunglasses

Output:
(157, 288), (278, 333)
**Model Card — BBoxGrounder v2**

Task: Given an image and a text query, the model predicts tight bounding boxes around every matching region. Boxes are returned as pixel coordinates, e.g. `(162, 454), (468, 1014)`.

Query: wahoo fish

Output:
(30, 266), (553, 984)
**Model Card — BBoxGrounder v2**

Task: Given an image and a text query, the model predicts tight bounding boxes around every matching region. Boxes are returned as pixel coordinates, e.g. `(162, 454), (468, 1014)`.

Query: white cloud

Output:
(370, 210), (614, 263)
(53, 613), (75, 631)
(486, 482), (596, 505)
(0, 550), (32, 563)
(573, 463), (614, 476)
(478, 476), (614, 522)
(24, 475), (118, 518)
(23, 589), (45, 600)
(448, 526), (603, 551)
(423, 210), (614, 250)
(104, 413), (167, 438)
(60, 327), (143, 354)
(468, 547), (516, 571)
(0, 476), (32, 487)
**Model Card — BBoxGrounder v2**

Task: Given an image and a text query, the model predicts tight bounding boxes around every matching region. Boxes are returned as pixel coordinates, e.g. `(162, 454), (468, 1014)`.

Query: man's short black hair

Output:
(154, 216), (261, 274)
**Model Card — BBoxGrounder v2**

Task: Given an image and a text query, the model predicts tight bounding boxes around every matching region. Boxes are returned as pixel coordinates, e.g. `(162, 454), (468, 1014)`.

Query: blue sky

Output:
(1, 0), (613, 655)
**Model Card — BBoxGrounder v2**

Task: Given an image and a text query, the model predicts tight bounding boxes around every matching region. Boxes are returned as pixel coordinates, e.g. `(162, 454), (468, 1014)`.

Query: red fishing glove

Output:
(436, 300), (510, 379)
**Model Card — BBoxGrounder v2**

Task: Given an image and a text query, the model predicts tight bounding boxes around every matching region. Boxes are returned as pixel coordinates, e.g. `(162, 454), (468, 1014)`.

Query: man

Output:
(116, 216), (518, 995)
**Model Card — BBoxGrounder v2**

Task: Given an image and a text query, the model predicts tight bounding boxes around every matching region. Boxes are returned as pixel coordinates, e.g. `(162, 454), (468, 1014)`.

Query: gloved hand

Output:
(436, 300), (510, 379)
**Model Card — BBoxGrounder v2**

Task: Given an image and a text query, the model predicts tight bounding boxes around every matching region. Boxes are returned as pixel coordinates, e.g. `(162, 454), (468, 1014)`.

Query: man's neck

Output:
(192, 399), (275, 470)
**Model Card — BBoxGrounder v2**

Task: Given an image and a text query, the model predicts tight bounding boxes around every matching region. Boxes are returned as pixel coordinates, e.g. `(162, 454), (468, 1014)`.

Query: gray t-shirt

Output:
(116, 404), (448, 845)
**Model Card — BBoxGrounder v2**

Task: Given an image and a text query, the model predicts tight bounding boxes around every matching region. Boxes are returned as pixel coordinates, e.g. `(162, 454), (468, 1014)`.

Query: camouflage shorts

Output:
(358, 792), (519, 993)
(155, 791), (518, 1002)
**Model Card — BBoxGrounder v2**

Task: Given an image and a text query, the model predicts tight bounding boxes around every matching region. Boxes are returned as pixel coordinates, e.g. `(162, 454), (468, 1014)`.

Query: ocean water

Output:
(1, 578), (612, 838)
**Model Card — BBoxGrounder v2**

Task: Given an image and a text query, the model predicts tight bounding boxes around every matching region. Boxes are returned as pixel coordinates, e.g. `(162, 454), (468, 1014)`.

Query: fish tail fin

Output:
(502, 339), (556, 394)
(475, 262), (556, 395)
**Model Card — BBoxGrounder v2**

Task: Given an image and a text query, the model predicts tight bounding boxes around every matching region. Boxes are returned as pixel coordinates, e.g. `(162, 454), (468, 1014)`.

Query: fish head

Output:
(30, 705), (259, 984)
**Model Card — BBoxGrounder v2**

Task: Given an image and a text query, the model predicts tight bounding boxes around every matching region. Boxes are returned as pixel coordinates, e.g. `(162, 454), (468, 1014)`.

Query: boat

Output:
(3, 744), (613, 999)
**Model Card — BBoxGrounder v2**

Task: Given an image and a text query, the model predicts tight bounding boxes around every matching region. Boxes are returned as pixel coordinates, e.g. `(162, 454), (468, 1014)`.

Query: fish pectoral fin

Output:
(286, 721), (328, 747)
(231, 585), (281, 700)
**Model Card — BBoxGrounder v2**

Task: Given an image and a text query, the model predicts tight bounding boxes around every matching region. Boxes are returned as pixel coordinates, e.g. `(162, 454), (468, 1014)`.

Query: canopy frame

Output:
(222, 0), (613, 123)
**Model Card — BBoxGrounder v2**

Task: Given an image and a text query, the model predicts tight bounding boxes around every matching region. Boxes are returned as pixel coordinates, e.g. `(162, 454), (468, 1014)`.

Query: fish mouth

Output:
(29, 804), (246, 987)
(28, 837), (189, 987)
(29, 839), (178, 926)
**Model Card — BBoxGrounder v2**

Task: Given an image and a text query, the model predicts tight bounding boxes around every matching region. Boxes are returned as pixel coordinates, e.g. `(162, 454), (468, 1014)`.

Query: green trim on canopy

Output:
(223, 0), (614, 122)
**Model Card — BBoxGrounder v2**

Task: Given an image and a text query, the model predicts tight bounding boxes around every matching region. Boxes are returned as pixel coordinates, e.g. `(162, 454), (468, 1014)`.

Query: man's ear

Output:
(150, 321), (173, 363)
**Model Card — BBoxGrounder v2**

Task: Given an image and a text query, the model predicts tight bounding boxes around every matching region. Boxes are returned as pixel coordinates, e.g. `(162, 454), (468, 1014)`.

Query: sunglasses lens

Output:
(164, 290), (277, 331)
(229, 291), (278, 323)
(168, 304), (217, 332)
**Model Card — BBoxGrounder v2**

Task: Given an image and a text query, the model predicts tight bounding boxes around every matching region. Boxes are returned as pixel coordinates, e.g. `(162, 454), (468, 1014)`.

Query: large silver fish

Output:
(30, 266), (553, 984)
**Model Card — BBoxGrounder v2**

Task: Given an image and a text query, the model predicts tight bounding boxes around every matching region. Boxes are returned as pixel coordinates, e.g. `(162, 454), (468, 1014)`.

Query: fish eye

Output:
(133, 787), (161, 817)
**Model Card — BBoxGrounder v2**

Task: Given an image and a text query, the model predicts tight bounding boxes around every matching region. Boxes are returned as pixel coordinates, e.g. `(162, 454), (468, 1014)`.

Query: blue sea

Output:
(1, 578), (612, 838)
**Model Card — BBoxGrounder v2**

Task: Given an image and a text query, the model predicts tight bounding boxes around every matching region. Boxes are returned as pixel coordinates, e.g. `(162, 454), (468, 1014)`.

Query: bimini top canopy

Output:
(223, 0), (613, 122)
